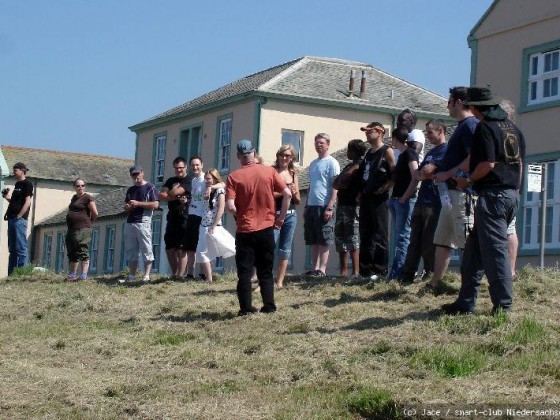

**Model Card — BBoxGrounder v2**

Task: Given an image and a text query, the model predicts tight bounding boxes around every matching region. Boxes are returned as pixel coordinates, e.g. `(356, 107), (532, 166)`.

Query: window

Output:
(43, 233), (53, 269)
(522, 160), (560, 249)
(522, 41), (560, 111)
(104, 225), (116, 273)
(120, 223), (128, 270)
(154, 133), (166, 184)
(55, 232), (65, 273)
(281, 129), (303, 164)
(217, 116), (232, 172)
(151, 216), (162, 273)
(89, 228), (100, 273)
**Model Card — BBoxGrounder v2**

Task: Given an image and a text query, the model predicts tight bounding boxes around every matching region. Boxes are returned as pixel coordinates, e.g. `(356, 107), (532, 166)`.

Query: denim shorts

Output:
(274, 211), (297, 260)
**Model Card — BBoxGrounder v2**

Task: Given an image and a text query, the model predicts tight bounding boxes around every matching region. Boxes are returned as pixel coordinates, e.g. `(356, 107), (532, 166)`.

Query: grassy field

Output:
(1, 266), (559, 419)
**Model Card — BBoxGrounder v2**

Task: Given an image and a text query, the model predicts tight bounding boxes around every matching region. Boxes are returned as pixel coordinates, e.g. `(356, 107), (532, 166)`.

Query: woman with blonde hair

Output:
(195, 169), (228, 282)
(272, 144), (300, 288)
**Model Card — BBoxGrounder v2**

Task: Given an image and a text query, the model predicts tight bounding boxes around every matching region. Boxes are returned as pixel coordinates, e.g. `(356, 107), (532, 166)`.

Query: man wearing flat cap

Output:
(442, 86), (526, 315)
(226, 140), (292, 316)
(2, 162), (34, 274)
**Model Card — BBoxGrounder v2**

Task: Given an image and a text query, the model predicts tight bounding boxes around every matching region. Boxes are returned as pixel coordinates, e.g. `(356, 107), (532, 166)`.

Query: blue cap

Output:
(237, 139), (255, 155)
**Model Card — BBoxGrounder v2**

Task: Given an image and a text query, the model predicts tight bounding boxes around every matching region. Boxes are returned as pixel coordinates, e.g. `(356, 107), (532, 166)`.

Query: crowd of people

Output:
(2, 85), (525, 316)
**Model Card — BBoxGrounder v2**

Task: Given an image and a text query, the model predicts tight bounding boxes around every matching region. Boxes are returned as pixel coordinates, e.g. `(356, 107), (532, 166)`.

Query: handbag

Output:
(206, 226), (236, 260)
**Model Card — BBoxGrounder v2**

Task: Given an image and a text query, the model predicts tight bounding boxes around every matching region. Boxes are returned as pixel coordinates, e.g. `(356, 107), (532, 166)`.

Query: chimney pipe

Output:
(360, 70), (366, 99)
(348, 69), (355, 96)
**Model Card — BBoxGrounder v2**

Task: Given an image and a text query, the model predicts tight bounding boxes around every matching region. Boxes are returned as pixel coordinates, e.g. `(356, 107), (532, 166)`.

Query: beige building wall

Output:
(472, 0), (560, 155)
(135, 99), (257, 182)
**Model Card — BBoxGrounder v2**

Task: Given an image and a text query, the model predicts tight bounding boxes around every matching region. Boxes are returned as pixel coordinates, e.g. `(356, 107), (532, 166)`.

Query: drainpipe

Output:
(253, 97), (268, 153)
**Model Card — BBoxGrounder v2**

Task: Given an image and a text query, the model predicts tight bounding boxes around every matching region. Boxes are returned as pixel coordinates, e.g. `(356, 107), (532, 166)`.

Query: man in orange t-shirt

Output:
(226, 140), (292, 316)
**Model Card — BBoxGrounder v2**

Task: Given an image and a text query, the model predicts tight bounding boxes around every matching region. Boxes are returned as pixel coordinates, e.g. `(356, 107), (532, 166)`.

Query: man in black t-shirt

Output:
(442, 87), (526, 315)
(159, 156), (192, 279)
(2, 162), (34, 275)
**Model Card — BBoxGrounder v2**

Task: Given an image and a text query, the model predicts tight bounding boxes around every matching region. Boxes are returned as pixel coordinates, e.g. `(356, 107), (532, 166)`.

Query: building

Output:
(128, 56), (450, 275)
(0, 146), (133, 277)
(468, 0), (560, 266)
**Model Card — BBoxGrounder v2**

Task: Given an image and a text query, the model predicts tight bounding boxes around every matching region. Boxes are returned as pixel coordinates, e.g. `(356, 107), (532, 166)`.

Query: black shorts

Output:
(164, 216), (188, 250)
(185, 214), (202, 252)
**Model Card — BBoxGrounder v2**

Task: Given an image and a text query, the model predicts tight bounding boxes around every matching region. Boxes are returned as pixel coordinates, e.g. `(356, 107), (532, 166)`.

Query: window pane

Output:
(551, 77), (558, 97)
(524, 208), (532, 244)
(547, 163), (555, 200)
(544, 79), (551, 97)
(281, 130), (303, 163)
(545, 53), (552, 72)
(531, 56), (538, 75)
(530, 82), (537, 100)
(553, 51), (559, 71)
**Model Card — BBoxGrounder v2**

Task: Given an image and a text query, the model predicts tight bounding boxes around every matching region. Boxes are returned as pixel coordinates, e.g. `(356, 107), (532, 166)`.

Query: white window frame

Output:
(281, 129), (304, 165)
(89, 228), (100, 273)
(151, 216), (162, 272)
(218, 117), (232, 172)
(43, 233), (53, 269)
(155, 134), (166, 184)
(522, 160), (560, 249)
(528, 49), (560, 106)
(105, 226), (116, 273)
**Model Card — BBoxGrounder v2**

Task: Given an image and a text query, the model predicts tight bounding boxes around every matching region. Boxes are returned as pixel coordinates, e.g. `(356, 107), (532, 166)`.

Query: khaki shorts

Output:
(433, 189), (473, 249)
(507, 216), (517, 236)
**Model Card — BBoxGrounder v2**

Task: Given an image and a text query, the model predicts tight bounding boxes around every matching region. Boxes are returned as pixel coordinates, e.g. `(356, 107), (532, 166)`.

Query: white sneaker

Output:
(119, 274), (136, 284)
(142, 276), (150, 282)
(369, 274), (379, 281)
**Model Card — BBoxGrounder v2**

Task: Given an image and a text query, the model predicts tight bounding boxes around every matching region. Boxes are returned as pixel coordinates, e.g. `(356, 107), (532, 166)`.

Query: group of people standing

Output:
(304, 85), (525, 316)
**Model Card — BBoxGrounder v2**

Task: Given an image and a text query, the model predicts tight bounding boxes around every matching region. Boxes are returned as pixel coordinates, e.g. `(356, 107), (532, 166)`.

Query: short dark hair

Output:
(426, 119), (446, 133)
(347, 139), (367, 156)
(173, 156), (187, 166)
(392, 126), (410, 143)
(449, 86), (469, 102)
(189, 155), (203, 164)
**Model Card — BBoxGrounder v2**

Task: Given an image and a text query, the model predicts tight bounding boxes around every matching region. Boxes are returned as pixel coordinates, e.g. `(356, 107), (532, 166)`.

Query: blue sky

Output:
(1, 0), (493, 159)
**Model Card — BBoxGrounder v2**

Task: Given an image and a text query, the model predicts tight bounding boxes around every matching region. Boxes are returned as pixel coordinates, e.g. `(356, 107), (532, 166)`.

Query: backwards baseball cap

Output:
(237, 139), (255, 155)
(129, 165), (143, 175)
(13, 162), (29, 172)
(360, 122), (386, 134)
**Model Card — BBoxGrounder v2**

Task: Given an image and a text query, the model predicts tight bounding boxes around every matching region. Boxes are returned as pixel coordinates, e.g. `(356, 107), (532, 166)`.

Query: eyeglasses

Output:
(130, 173), (141, 177)
(279, 153), (292, 158)
(75, 184), (85, 188)
(174, 166), (186, 170)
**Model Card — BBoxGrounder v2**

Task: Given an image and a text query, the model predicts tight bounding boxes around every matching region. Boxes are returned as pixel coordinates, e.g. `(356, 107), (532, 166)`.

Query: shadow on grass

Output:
(155, 310), (236, 323)
(316, 309), (441, 333)
(287, 275), (374, 289)
(324, 287), (407, 307)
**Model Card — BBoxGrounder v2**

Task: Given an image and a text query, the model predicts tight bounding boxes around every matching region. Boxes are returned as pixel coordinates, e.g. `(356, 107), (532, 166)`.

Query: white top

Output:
(189, 174), (206, 217)
(409, 128), (426, 162)
(307, 155), (340, 206)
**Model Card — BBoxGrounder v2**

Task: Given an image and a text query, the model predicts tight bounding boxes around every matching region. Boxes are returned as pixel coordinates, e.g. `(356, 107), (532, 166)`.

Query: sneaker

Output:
(67, 273), (78, 282)
(199, 273), (207, 281)
(260, 305), (276, 314)
(183, 274), (195, 281)
(368, 274), (379, 281)
(142, 275), (150, 282)
(119, 274), (136, 284)
(303, 270), (316, 276)
(79, 273), (88, 281)
(311, 270), (326, 277)
(441, 301), (474, 315)
(238, 306), (258, 316)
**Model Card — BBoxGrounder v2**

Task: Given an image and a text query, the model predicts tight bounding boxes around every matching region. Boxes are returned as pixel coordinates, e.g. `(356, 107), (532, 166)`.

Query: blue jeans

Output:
(388, 197), (416, 280)
(274, 212), (297, 260)
(8, 218), (28, 275)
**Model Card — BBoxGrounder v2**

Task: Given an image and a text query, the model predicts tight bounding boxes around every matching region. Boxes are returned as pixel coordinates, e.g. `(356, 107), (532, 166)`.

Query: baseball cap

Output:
(129, 165), (143, 175)
(360, 122), (385, 133)
(237, 139), (255, 155)
(13, 162), (29, 172)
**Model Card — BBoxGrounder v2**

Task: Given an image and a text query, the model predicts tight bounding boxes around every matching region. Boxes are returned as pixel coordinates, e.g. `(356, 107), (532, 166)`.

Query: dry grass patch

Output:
(1, 266), (559, 417)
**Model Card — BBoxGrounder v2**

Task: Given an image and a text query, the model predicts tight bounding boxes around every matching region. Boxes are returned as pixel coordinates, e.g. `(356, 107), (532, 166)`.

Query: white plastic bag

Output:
(206, 226), (236, 260)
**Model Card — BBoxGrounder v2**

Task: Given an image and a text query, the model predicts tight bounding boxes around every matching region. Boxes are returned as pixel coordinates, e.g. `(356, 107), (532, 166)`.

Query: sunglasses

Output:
(75, 184), (85, 188)
(279, 153), (292, 158)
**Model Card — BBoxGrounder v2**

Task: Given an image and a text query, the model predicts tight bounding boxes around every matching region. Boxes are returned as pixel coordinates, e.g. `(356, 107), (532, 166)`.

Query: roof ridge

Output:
(258, 57), (308, 91)
(0, 145), (133, 161)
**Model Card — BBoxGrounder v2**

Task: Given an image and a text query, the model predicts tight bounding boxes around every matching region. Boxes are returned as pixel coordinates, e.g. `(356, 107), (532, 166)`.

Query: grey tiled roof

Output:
(130, 56), (448, 131)
(1, 146), (133, 186)
(37, 186), (130, 227)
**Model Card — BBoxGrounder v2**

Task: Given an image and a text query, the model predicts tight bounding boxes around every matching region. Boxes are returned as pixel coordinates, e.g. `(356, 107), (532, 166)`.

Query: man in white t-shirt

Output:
(184, 156), (206, 279)
(303, 133), (340, 276)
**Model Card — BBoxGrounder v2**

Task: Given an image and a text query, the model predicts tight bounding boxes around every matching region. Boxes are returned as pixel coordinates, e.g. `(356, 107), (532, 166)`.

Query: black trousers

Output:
(235, 227), (276, 312)
(359, 194), (389, 276)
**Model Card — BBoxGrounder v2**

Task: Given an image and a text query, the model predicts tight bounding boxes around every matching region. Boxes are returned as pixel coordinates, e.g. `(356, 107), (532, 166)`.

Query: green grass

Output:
(0, 266), (559, 417)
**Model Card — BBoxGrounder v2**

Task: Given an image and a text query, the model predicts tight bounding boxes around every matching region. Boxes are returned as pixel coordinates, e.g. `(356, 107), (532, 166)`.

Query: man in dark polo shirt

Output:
(2, 162), (34, 275)
(442, 86), (525, 315)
